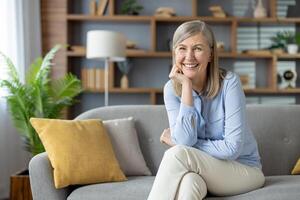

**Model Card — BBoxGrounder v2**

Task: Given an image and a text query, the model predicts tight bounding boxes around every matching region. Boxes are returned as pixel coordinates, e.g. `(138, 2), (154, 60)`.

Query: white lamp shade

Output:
(86, 30), (126, 61)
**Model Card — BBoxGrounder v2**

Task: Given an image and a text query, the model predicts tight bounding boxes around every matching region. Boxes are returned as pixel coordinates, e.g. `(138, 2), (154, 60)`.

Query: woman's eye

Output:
(194, 47), (202, 51)
(178, 47), (186, 51)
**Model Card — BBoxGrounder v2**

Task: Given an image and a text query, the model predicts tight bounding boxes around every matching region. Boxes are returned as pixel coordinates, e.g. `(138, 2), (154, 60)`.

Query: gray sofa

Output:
(29, 105), (300, 200)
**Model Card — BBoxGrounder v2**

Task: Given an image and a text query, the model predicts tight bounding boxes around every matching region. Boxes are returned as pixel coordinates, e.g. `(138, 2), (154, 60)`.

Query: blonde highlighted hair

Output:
(172, 20), (226, 99)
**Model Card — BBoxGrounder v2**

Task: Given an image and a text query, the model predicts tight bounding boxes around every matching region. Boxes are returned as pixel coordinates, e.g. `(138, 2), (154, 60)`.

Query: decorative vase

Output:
(287, 44), (298, 54)
(253, 0), (266, 18)
(120, 75), (129, 89)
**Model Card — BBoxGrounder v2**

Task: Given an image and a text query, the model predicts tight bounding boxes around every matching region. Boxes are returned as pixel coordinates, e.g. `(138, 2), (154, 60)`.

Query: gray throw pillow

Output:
(103, 117), (152, 176)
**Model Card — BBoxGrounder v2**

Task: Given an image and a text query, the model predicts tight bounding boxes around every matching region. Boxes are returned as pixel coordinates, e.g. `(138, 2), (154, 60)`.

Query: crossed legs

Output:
(147, 145), (265, 200)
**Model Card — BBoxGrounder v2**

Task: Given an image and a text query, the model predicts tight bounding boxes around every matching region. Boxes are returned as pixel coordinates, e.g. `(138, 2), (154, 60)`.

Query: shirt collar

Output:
(192, 90), (200, 97)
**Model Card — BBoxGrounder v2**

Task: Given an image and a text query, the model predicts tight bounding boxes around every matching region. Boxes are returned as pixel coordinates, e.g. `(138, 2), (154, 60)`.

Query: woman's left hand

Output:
(169, 64), (191, 85)
(160, 128), (175, 147)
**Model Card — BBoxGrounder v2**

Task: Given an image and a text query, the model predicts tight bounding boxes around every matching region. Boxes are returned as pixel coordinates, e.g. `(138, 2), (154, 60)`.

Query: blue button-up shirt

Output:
(164, 72), (261, 168)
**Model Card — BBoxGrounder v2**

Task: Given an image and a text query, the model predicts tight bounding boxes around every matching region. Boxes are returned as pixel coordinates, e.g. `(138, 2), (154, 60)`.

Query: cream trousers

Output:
(147, 145), (265, 200)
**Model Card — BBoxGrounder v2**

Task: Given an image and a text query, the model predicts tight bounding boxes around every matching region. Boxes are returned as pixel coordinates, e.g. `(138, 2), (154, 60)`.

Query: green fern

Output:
(0, 45), (82, 155)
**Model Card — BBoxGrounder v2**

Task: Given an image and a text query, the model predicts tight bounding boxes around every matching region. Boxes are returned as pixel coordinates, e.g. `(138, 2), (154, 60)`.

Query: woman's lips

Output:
(183, 63), (199, 69)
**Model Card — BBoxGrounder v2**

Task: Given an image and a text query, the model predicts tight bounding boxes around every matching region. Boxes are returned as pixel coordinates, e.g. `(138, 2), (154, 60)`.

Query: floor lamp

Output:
(86, 30), (126, 106)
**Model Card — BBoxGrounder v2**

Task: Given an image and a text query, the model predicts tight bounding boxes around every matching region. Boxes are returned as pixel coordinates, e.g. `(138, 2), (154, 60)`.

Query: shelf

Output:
(277, 18), (300, 23)
(84, 88), (300, 95)
(67, 14), (300, 24)
(236, 17), (278, 23)
(237, 53), (273, 58)
(155, 16), (234, 23)
(68, 50), (300, 60)
(244, 88), (300, 94)
(67, 14), (151, 22)
(277, 54), (300, 59)
(67, 50), (172, 57)
(127, 51), (171, 57)
(236, 17), (300, 24)
(85, 87), (163, 93)
(67, 14), (235, 23)
(43, 0), (300, 110)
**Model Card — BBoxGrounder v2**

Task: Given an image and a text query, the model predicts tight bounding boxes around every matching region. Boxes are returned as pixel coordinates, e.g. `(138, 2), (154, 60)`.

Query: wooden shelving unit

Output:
(41, 0), (300, 112)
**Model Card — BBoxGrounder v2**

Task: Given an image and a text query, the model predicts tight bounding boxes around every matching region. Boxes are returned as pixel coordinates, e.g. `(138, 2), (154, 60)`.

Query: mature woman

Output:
(147, 20), (265, 200)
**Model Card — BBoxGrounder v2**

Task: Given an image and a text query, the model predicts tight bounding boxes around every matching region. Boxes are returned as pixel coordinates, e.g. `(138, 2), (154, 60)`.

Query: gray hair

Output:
(171, 20), (226, 99)
(172, 20), (214, 50)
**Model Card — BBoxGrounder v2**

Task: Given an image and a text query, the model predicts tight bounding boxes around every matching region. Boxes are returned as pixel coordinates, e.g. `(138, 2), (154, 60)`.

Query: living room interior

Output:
(1, 0), (300, 199)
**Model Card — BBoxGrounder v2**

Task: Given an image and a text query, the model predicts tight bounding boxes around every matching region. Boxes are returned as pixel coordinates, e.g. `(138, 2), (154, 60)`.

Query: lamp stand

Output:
(104, 58), (109, 106)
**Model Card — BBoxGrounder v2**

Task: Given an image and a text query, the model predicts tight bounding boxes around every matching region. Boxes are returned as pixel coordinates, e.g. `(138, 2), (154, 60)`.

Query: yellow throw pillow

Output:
(291, 158), (300, 175)
(30, 118), (126, 189)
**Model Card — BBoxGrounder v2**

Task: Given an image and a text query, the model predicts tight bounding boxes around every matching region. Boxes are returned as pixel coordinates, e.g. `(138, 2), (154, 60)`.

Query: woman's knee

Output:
(176, 173), (207, 200)
(182, 173), (207, 190)
(164, 145), (188, 159)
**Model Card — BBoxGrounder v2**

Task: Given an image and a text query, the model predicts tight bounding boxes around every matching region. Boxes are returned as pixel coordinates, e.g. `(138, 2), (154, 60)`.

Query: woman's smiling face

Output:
(174, 33), (211, 81)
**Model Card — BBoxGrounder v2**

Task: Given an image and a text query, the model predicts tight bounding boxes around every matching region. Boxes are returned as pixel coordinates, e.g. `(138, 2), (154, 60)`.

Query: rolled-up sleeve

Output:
(164, 81), (199, 146)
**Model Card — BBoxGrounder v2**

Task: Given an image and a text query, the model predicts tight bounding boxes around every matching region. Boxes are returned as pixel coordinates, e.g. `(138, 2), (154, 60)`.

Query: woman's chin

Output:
(183, 73), (197, 80)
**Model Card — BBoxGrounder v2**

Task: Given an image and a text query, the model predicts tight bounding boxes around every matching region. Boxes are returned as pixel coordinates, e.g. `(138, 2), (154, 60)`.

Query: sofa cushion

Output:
(103, 117), (151, 176)
(75, 105), (170, 175)
(30, 118), (126, 189)
(67, 176), (154, 200)
(67, 175), (300, 200)
(205, 175), (300, 200)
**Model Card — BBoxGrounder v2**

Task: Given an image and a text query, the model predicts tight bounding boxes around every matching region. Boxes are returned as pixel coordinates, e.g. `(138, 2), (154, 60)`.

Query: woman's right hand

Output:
(160, 128), (175, 147)
(169, 64), (190, 85)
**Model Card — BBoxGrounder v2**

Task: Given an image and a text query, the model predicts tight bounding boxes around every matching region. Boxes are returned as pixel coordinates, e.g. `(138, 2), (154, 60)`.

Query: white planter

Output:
(287, 44), (298, 54)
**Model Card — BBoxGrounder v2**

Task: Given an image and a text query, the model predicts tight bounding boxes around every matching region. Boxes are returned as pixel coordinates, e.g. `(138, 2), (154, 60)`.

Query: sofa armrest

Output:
(29, 152), (70, 200)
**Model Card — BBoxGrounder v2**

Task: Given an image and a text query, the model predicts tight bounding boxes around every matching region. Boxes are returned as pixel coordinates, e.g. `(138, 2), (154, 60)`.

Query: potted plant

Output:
(1, 45), (82, 199)
(281, 31), (300, 54)
(120, 0), (143, 15)
(269, 31), (300, 54)
(0, 45), (82, 156)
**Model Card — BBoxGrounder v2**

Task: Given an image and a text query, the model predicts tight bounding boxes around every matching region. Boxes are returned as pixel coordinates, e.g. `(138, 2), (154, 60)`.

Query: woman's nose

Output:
(185, 49), (195, 60)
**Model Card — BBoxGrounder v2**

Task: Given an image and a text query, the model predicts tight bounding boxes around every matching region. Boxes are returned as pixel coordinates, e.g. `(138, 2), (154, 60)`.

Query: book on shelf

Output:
(81, 68), (105, 90)
(95, 68), (105, 90)
(87, 68), (95, 90)
(81, 68), (88, 90)
(97, 0), (109, 16)
(89, 0), (97, 15)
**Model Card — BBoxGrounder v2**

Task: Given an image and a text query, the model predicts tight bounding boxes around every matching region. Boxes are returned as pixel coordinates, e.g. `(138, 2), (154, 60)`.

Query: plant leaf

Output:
(26, 57), (43, 84)
(50, 73), (82, 100)
(0, 45), (82, 155)
(35, 44), (61, 85)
